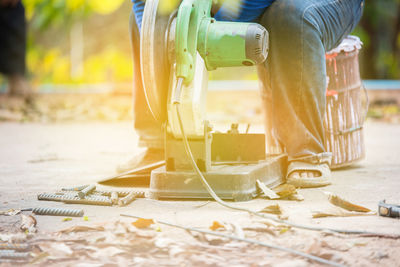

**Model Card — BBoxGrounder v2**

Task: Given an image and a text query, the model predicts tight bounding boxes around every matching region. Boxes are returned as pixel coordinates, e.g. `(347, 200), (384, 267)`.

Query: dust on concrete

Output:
(0, 120), (400, 266)
(1, 89), (400, 267)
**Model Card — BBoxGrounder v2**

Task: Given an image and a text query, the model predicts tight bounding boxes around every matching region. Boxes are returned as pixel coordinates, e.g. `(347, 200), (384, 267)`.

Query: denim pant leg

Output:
(257, 0), (364, 164)
(0, 2), (26, 76)
(129, 10), (164, 149)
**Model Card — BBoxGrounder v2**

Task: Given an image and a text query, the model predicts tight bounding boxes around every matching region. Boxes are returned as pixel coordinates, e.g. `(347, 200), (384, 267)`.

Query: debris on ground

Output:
(274, 184), (305, 201)
(312, 192), (375, 218)
(37, 184), (146, 207)
(325, 192), (371, 212)
(209, 221), (225, 231)
(58, 225), (105, 234)
(256, 180), (279, 199)
(131, 218), (155, 229)
(257, 181), (304, 201)
(259, 204), (283, 215)
(273, 184), (297, 198)
(19, 215), (37, 233)
(0, 211), (399, 266)
(0, 209), (21, 216)
(312, 207), (376, 218)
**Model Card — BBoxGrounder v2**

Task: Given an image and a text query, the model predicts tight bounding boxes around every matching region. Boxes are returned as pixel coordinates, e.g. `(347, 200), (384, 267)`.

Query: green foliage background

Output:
(355, 0), (400, 79)
(19, 0), (400, 84)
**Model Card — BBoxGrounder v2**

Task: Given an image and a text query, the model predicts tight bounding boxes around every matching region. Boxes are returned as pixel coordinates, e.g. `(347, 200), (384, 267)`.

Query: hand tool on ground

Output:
(379, 200), (400, 218)
(140, 0), (286, 201)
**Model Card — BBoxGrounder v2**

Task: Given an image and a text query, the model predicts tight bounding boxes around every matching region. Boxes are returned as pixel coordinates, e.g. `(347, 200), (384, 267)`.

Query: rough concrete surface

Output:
(0, 120), (399, 266)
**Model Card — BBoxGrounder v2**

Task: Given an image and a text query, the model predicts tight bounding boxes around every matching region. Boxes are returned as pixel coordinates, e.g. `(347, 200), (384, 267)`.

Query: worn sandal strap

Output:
(287, 161), (331, 178)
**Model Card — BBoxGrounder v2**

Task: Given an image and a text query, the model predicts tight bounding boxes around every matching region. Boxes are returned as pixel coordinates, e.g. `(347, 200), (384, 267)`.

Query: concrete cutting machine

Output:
(141, 0), (286, 201)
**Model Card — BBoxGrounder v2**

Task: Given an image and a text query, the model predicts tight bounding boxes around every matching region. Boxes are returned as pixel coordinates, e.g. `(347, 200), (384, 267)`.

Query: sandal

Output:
(286, 161), (332, 188)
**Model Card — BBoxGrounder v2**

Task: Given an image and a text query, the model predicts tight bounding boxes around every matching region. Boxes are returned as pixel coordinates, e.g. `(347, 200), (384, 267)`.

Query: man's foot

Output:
(286, 161), (332, 188)
(116, 148), (164, 174)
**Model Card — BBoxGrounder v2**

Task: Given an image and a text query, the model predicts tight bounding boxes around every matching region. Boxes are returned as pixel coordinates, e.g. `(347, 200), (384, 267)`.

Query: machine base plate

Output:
(149, 154), (287, 202)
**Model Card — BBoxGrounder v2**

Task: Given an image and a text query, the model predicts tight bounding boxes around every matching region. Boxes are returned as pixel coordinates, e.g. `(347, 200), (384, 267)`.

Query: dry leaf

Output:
(132, 218), (154, 229)
(312, 207), (376, 218)
(325, 192), (371, 212)
(259, 204), (282, 215)
(273, 184), (297, 198)
(256, 180), (279, 199)
(209, 221), (225, 231)
(0, 209), (21, 216)
(20, 214), (37, 233)
(59, 225), (104, 234)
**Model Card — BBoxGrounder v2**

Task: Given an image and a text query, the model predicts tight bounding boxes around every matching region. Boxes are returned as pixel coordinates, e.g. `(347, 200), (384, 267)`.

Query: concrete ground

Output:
(0, 120), (400, 266)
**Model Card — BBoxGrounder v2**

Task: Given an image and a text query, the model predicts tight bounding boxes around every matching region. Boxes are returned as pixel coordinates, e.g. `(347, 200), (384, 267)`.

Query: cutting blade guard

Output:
(175, 0), (269, 85)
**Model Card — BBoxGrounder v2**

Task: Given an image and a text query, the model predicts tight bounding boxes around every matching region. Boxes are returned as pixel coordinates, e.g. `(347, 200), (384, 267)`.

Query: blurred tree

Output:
(23, 0), (124, 30)
(355, 0), (400, 79)
(19, 0), (400, 84)
(21, 0), (129, 84)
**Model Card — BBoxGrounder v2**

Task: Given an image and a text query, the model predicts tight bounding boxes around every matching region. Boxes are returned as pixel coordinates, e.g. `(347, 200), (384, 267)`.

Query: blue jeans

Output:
(257, 0), (364, 163)
(130, 0), (364, 162)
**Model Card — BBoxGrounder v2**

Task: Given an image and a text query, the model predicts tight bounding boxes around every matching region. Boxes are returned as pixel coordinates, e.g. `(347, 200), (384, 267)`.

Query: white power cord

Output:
(172, 85), (394, 236)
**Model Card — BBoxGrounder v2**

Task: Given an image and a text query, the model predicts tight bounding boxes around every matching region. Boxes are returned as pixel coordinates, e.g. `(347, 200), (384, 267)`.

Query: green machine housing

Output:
(147, 0), (286, 202)
(175, 0), (269, 84)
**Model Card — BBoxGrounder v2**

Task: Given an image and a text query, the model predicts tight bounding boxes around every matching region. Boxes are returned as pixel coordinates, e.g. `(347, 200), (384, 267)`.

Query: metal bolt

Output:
(110, 192), (119, 205)
(32, 207), (84, 217)
(61, 184), (89, 192)
(38, 193), (64, 202)
(62, 196), (112, 206)
(38, 193), (111, 206)
(96, 190), (146, 198)
(78, 184), (96, 199)
(118, 192), (136, 206)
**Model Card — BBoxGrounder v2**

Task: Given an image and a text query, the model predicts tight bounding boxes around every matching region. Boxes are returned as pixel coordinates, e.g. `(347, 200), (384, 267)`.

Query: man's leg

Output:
(116, 10), (164, 173)
(257, 0), (364, 183)
(0, 1), (31, 98)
